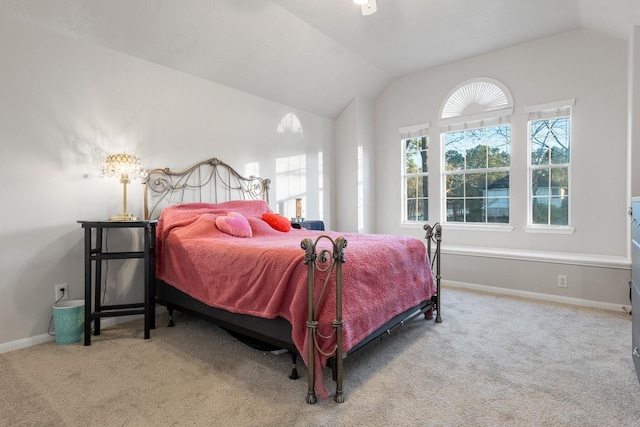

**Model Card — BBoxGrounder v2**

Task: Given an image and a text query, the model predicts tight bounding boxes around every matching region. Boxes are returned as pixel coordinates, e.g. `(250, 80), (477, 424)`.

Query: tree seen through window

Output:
(444, 125), (511, 223)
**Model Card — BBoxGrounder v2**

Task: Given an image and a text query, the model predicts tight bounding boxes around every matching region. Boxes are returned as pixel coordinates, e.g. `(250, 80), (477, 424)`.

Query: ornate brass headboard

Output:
(143, 157), (271, 220)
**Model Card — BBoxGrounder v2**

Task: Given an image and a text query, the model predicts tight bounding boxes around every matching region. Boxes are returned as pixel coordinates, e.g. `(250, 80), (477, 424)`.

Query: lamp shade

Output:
(102, 153), (145, 180)
(102, 153), (145, 221)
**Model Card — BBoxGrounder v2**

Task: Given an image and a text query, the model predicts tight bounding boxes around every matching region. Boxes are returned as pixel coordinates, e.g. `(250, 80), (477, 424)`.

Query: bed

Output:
(143, 157), (442, 403)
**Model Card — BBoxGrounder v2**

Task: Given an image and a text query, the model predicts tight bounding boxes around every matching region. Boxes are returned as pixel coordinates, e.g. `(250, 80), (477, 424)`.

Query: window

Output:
(527, 100), (574, 227)
(275, 154), (306, 218)
(401, 123), (430, 222)
(439, 78), (514, 225)
(444, 126), (510, 223)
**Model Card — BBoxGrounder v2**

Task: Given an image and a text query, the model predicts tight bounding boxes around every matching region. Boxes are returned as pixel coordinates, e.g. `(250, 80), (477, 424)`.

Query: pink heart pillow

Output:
(215, 212), (252, 238)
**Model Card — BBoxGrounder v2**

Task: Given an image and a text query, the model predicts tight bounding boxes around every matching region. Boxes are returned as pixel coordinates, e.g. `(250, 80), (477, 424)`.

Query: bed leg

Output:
(288, 351), (300, 380)
(327, 358), (337, 381)
(167, 308), (175, 327)
(424, 306), (434, 320)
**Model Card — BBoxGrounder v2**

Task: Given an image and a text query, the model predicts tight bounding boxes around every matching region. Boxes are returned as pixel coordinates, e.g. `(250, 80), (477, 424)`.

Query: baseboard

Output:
(444, 280), (632, 314)
(2, 283), (631, 354)
(0, 315), (142, 355)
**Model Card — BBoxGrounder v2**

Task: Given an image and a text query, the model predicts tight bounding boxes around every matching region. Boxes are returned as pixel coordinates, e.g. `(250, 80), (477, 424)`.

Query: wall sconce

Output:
(102, 153), (145, 221)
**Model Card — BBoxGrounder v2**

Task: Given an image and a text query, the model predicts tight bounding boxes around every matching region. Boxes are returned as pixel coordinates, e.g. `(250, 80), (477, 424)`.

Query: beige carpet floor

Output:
(1, 287), (639, 426)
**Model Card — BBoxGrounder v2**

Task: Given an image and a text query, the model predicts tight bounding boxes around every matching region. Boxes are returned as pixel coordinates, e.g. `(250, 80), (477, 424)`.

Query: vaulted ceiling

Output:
(2, 0), (639, 118)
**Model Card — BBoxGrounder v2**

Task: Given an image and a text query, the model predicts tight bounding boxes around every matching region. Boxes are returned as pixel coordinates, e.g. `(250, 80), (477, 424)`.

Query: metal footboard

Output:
(424, 222), (442, 323)
(301, 235), (347, 404)
(301, 224), (442, 404)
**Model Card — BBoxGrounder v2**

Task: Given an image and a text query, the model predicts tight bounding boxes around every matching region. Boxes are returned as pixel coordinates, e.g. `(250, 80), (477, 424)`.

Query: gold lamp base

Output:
(109, 213), (139, 221)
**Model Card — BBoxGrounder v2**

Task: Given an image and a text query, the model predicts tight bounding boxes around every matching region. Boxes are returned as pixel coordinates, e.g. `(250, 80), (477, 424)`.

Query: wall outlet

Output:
(557, 275), (568, 288)
(54, 284), (69, 302)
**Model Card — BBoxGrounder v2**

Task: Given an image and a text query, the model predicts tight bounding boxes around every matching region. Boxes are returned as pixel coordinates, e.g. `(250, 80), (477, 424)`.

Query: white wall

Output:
(0, 18), (334, 349)
(374, 30), (632, 307)
(334, 96), (375, 233)
(1, 17), (634, 350)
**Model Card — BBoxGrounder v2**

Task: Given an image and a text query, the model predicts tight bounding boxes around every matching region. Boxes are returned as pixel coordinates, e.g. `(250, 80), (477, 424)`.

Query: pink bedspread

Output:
(156, 202), (436, 398)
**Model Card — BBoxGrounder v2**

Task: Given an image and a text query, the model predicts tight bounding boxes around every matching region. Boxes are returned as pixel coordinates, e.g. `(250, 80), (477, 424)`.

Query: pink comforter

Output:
(156, 201), (436, 398)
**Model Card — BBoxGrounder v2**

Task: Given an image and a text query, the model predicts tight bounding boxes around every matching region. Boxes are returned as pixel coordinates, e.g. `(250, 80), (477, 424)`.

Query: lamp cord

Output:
(48, 229), (112, 338)
(47, 292), (67, 336)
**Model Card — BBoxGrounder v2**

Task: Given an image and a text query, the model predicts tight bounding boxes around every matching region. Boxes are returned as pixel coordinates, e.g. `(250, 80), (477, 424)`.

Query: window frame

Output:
(400, 123), (430, 224)
(442, 123), (512, 225)
(525, 99), (575, 233)
(438, 78), (514, 228)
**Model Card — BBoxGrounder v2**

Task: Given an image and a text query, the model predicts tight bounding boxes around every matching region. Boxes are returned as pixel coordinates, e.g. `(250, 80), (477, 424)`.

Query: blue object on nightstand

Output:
(291, 220), (325, 231)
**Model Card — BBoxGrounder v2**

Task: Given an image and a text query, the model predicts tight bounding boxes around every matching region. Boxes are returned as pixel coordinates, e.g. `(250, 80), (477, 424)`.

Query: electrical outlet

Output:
(557, 275), (568, 288)
(54, 284), (69, 302)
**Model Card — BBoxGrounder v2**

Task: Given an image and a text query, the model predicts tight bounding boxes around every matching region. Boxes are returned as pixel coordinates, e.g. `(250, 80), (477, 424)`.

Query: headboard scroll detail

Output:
(143, 157), (270, 220)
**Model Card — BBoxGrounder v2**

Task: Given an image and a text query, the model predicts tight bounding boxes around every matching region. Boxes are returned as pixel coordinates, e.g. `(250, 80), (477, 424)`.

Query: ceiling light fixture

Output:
(356, 0), (377, 16)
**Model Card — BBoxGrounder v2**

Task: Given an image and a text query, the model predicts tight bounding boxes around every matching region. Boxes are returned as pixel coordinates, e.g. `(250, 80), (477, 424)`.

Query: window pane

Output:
(406, 199), (416, 221)
(487, 125), (511, 167)
(487, 198), (509, 223)
(549, 196), (568, 225)
(551, 167), (568, 196)
(447, 199), (465, 222)
(488, 172), (509, 195)
(419, 176), (428, 198)
(443, 124), (510, 225)
(549, 118), (569, 164)
(487, 172), (509, 223)
(406, 177), (417, 199)
(466, 143), (487, 170)
(530, 118), (570, 166)
(446, 174), (464, 197)
(420, 199), (428, 220)
(531, 169), (549, 196)
(532, 198), (549, 224)
(402, 136), (428, 222)
(444, 132), (465, 171)
(466, 199), (485, 222)
(465, 173), (486, 197)
(407, 198), (428, 221)
(530, 120), (550, 166)
(405, 138), (428, 174)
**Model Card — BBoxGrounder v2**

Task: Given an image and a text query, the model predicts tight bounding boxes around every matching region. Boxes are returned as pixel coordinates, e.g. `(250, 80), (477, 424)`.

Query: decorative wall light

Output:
(102, 153), (145, 221)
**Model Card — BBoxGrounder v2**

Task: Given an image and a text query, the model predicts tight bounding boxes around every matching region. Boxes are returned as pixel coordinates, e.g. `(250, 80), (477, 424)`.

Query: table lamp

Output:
(102, 153), (145, 221)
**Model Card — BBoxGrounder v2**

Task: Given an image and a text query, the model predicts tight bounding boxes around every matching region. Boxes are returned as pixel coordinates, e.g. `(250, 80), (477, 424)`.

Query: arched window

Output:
(439, 78), (513, 224)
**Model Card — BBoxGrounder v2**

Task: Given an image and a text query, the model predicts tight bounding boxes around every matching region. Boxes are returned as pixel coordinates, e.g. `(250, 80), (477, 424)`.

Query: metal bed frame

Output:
(143, 157), (442, 403)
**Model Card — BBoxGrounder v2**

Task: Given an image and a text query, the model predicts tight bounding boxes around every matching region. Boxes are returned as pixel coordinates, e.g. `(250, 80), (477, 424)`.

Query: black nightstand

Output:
(291, 220), (325, 231)
(78, 220), (157, 345)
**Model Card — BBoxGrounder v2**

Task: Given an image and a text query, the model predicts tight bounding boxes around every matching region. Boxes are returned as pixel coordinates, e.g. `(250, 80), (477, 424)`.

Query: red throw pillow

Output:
(261, 213), (291, 232)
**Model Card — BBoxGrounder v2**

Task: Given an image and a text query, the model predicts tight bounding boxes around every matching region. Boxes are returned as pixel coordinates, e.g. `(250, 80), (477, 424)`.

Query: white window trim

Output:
(524, 225), (575, 234)
(525, 99), (575, 230)
(440, 125), (513, 226)
(443, 223), (514, 232)
(401, 122), (430, 224)
(439, 78), (514, 226)
(400, 122), (430, 139)
(439, 108), (513, 132)
(524, 99), (575, 116)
